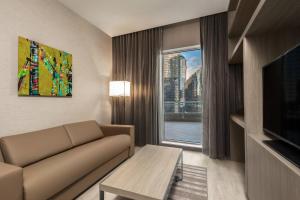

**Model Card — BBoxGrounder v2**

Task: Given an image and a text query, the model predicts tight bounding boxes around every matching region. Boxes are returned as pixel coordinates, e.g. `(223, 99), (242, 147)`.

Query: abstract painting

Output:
(18, 36), (72, 96)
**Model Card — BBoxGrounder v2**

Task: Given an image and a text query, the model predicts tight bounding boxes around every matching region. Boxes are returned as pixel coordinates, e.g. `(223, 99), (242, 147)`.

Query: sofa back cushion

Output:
(0, 149), (3, 162)
(0, 126), (72, 167)
(64, 120), (104, 146)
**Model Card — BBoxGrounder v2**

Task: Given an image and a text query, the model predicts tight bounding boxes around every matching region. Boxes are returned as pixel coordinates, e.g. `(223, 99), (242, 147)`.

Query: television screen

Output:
(263, 45), (300, 150)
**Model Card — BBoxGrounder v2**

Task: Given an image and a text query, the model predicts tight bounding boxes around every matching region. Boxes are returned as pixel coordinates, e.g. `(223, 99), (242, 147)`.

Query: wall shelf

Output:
(229, 39), (243, 64)
(228, 0), (260, 38)
(246, 0), (300, 37)
(230, 114), (245, 163)
(229, 0), (300, 64)
(230, 114), (245, 128)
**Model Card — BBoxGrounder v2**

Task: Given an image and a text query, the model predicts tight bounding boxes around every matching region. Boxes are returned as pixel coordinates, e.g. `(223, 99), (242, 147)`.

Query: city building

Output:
(163, 54), (187, 113)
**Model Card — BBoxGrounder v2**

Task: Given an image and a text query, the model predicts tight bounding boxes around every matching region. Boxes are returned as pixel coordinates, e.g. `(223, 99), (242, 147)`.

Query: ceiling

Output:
(59, 0), (230, 37)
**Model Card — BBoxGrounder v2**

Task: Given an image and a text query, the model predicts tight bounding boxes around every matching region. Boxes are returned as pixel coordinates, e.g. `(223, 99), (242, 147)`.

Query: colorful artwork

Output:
(18, 36), (72, 96)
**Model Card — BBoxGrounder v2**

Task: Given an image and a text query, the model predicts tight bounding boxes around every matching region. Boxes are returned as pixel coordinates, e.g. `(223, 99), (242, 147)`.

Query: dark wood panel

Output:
(248, 28), (300, 67)
(229, 0), (260, 37)
(229, 40), (243, 64)
(228, 0), (240, 11)
(247, 0), (300, 36)
(230, 121), (245, 162)
(231, 114), (245, 128)
(228, 37), (239, 60)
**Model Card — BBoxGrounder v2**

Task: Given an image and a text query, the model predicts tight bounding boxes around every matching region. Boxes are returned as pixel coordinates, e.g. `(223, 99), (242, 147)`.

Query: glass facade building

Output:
(162, 49), (202, 144)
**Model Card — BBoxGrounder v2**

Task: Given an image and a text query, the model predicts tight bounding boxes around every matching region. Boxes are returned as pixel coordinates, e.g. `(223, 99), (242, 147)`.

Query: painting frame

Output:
(18, 36), (72, 97)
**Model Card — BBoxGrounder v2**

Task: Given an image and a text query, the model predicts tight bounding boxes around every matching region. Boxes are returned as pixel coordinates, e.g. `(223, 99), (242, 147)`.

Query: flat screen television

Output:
(263, 44), (300, 151)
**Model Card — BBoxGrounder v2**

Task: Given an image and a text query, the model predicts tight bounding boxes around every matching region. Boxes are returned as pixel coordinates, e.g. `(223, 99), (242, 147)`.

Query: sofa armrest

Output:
(99, 124), (135, 157)
(0, 162), (23, 200)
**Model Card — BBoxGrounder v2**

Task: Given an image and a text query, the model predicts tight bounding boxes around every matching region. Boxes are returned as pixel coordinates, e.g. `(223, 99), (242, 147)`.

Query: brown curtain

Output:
(229, 64), (244, 115)
(112, 28), (163, 146)
(200, 12), (230, 159)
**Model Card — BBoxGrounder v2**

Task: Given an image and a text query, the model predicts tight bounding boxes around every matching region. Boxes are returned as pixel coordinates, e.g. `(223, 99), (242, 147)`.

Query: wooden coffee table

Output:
(99, 145), (183, 200)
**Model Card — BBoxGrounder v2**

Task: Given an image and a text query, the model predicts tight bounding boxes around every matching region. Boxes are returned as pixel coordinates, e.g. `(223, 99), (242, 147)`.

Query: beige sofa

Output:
(0, 121), (134, 200)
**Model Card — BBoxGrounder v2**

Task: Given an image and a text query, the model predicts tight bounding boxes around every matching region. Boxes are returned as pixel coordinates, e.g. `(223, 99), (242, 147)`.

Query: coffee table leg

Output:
(179, 151), (183, 181)
(175, 151), (183, 182)
(100, 190), (104, 200)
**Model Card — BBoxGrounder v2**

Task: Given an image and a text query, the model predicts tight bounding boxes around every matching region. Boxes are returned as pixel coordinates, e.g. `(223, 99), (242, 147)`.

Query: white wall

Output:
(0, 0), (112, 136)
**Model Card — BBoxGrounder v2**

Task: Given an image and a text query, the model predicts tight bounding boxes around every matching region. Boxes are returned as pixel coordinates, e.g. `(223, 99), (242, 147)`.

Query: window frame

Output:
(159, 45), (202, 147)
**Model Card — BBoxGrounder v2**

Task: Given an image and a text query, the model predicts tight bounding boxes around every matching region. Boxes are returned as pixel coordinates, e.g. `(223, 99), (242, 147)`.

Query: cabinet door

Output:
(247, 136), (300, 200)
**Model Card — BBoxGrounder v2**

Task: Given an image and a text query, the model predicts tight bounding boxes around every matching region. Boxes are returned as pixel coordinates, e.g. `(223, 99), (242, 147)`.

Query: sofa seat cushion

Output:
(23, 135), (130, 200)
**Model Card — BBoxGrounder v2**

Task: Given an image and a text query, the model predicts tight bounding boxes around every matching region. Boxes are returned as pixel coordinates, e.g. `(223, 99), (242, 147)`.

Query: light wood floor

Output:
(76, 148), (247, 200)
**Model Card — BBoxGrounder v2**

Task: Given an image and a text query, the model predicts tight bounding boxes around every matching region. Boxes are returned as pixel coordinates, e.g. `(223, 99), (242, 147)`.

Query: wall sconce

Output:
(109, 81), (130, 97)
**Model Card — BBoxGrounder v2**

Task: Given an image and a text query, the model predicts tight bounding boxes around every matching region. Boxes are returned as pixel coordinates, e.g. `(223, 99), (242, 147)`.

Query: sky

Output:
(181, 49), (202, 79)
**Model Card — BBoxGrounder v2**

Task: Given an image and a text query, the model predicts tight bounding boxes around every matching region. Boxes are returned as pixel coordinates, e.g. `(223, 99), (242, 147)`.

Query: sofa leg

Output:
(100, 190), (104, 200)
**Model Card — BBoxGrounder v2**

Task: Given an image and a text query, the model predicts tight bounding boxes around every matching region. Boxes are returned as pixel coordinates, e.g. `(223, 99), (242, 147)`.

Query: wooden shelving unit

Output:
(230, 114), (245, 163)
(228, 0), (239, 11)
(228, 0), (260, 38)
(229, 40), (242, 64)
(230, 114), (245, 128)
(228, 0), (263, 64)
(246, 0), (300, 36)
(228, 0), (300, 199)
(229, 0), (300, 64)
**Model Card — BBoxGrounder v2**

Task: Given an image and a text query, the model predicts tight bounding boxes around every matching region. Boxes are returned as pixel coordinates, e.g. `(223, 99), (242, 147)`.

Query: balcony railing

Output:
(164, 101), (202, 122)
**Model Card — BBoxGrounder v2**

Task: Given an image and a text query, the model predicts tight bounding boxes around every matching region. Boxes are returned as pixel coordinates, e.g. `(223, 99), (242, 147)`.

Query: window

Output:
(162, 46), (203, 145)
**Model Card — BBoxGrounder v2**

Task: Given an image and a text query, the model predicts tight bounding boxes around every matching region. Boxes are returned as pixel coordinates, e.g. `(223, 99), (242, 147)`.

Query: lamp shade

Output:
(109, 81), (130, 97)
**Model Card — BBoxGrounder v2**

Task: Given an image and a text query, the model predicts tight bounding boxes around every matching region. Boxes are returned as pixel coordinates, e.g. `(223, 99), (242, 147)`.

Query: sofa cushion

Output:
(0, 126), (72, 167)
(0, 149), (3, 162)
(51, 150), (129, 200)
(64, 120), (104, 146)
(23, 134), (130, 200)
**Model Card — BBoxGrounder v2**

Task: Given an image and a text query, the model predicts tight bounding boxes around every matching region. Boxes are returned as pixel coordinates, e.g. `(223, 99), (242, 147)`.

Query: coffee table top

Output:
(100, 145), (182, 200)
